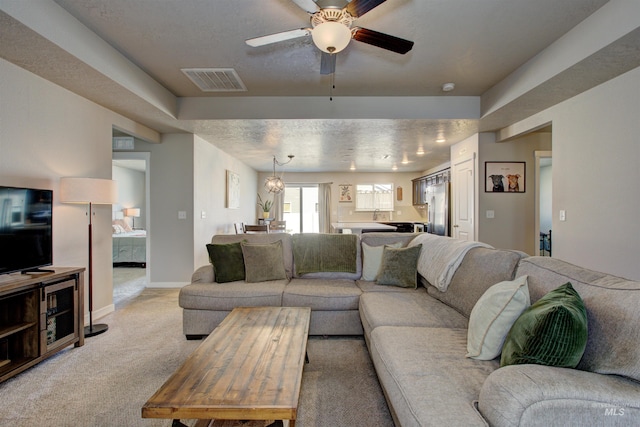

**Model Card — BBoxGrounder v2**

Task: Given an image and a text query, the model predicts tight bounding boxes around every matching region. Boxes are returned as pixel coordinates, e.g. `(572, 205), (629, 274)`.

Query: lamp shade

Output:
(60, 177), (118, 204)
(124, 208), (140, 217)
(312, 21), (352, 53)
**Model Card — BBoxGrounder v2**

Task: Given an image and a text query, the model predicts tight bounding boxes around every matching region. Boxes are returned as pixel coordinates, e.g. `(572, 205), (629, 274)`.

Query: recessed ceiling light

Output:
(442, 82), (455, 92)
(416, 147), (425, 155)
(436, 137), (446, 143)
(392, 164), (398, 171)
(350, 161), (356, 171)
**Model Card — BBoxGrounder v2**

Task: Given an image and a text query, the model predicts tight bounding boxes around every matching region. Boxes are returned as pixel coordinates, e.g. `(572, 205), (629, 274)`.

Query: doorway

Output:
(112, 150), (151, 302)
(535, 151), (553, 256)
(283, 185), (319, 234)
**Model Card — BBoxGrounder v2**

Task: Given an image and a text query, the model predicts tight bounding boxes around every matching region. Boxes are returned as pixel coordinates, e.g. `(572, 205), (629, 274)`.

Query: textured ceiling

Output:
(3, 0), (627, 172)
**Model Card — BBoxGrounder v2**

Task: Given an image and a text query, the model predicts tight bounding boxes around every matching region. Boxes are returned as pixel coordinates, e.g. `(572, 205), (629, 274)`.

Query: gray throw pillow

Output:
(241, 240), (287, 282)
(376, 244), (422, 288)
(206, 242), (245, 283)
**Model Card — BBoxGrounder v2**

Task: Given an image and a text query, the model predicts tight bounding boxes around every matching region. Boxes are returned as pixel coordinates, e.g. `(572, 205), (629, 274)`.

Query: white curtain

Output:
(273, 191), (284, 221)
(318, 183), (332, 233)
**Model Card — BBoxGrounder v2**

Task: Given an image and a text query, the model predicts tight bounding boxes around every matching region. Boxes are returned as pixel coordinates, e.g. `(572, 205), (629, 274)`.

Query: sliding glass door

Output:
(283, 185), (319, 234)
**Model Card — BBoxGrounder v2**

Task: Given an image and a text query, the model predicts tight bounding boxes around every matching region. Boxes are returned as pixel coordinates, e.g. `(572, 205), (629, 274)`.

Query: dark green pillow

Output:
(241, 240), (287, 283)
(500, 282), (588, 368)
(206, 242), (245, 283)
(376, 244), (422, 288)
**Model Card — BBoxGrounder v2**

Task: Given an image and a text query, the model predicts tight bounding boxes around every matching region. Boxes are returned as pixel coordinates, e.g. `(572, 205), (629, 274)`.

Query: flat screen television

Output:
(0, 186), (53, 275)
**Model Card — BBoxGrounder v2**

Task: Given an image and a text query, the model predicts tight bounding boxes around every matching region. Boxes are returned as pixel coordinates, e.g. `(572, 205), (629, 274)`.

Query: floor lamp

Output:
(60, 177), (118, 338)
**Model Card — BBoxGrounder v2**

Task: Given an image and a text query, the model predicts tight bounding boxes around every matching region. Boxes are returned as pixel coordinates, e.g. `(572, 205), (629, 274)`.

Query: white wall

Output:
(478, 132), (552, 253)
(500, 66), (640, 280)
(0, 58), (156, 320)
(193, 136), (258, 269)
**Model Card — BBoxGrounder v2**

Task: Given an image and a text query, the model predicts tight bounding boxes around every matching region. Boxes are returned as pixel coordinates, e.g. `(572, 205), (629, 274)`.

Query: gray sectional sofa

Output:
(179, 232), (640, 426)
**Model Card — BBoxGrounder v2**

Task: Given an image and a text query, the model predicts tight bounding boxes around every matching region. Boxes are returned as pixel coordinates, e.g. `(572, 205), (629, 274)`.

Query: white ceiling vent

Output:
(181, 68), (247, 92)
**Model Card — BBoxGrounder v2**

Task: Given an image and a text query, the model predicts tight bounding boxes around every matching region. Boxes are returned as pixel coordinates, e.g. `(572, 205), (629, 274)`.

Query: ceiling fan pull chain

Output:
(330, 72), (336, 101)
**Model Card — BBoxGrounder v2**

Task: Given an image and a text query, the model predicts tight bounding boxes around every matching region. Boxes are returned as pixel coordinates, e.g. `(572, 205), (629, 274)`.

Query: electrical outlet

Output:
(486, 210), (495, 219)
(201, 211), (206, 219)
(178, 211), (187, 220)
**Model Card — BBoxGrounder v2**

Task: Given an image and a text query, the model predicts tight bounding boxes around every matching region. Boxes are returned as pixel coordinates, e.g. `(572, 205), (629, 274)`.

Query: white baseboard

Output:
(147, 282), (189, 288)
(85, 304), (115, 325)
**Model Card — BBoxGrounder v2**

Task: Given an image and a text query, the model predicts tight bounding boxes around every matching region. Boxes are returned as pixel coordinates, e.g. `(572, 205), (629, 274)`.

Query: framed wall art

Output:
(226, 170), (240, 208)
(338, 184), (353, 202)
(485, 162), (526, 193)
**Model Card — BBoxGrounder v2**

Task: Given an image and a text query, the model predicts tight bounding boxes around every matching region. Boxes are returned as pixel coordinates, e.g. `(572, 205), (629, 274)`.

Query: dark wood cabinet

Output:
(0, 267), (84, 383)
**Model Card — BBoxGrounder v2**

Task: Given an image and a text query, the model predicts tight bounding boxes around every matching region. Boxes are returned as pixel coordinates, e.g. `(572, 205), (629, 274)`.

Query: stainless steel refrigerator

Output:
(426, 182), (450, 236)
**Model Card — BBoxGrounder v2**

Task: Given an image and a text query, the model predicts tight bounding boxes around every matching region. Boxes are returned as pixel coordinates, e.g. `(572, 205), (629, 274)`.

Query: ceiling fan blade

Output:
(246, 28), (311, 47)
(352, 27), (414, 54)
(346, 0), (387, 17)
(291, 0), (320, 13)
(320, 52), (336, 75)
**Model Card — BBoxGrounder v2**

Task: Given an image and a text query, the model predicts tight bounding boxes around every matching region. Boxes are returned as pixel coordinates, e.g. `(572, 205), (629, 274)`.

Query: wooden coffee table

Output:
(142, 306), (311, 427)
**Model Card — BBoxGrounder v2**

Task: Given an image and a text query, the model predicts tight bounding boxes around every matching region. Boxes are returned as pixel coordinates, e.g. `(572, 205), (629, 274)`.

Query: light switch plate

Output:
(178, 211), (187, 220)
(559, 210), (566, 221)
(486, 210), (495, 219)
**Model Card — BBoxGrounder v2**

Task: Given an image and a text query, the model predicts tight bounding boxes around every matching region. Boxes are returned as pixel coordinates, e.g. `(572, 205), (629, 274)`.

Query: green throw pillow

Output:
(376, 244), (422, 288)
(206, 242), (245, 283)
(241, 240), (287, 282)
(500, 282), (588, 368)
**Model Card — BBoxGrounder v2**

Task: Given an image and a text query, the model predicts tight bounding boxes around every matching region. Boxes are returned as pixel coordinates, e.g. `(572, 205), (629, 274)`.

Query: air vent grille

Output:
(181, 68), (247, 92)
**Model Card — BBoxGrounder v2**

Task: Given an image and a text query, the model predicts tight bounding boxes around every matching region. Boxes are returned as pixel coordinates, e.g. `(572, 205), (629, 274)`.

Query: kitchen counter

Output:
(331, 222), (397, 234)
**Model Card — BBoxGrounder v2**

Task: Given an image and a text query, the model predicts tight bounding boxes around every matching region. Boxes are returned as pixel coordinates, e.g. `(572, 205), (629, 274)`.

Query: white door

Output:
(452, 154), (475, 241)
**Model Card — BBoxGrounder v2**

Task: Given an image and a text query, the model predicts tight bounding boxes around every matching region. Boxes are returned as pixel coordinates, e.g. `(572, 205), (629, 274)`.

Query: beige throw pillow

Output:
(362, 242), (402, 281)
(466, 275), (530, 360)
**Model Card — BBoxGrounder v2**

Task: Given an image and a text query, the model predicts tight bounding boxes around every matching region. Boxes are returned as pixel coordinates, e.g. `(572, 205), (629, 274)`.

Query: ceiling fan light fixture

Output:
(312, 21), (352, 53)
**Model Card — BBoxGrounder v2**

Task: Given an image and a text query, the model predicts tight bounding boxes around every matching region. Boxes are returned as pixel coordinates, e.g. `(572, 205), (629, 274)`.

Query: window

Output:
(355, 184), (394, 211)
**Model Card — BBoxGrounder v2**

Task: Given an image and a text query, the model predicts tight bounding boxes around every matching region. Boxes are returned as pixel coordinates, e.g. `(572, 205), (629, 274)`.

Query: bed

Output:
(112, 220), (146, 266)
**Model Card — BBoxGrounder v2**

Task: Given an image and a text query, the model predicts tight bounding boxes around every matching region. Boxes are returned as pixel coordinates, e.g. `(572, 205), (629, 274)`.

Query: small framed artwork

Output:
(339, 184), (353, 202)
(485, 162), (526, 193)
(226, 170), (240, 208)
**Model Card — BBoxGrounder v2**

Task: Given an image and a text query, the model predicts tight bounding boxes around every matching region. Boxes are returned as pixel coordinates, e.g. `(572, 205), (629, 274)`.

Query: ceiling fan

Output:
(245, 0), (414, 75)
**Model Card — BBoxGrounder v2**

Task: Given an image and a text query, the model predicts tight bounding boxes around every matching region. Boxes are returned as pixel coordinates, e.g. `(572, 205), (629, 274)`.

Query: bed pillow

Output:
(241, 240), (287, 282)
(376, 244), (422, 288)
(466, 275), (530, 360)
(362, 242), (402, 281)
(501, 282), (588, 368)
(113, 218), (133, 233)
(206, 242), (245, 283)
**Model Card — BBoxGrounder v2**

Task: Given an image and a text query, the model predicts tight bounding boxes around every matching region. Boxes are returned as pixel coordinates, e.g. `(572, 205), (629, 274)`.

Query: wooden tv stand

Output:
(0, 267), (84, 383)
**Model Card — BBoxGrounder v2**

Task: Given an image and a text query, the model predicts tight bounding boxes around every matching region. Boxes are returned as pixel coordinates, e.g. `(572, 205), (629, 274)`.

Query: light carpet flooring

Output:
(0, 270), (393, 427)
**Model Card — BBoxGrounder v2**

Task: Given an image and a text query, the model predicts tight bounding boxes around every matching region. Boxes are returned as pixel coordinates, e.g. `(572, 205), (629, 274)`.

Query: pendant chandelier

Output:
(264, 154), (295, 194)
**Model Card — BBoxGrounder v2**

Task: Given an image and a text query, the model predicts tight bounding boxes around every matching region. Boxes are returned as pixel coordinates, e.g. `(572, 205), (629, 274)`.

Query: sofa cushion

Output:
(376, 244), (422, 288)
(427, 247), (523, 318)
(466, 275), (530, 360)
(501, 282), (588, 368)
(283, 278), (361, 310)
(516, 256), (640, 381)
(241, 240), (287, 282)
(369, 326), (498, 427)
(361, 241), (402, 281)
(179, 281), (286, 311)
(206, 242), (245, 283)
(359, 292), (468, 339)
(212, 233), (294, 279)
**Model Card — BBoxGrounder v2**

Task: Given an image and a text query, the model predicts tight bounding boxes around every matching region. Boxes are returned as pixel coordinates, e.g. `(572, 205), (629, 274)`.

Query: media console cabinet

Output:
(0, 267), (84, 383)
